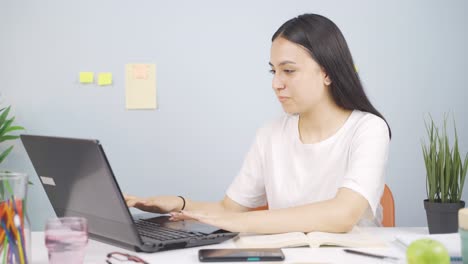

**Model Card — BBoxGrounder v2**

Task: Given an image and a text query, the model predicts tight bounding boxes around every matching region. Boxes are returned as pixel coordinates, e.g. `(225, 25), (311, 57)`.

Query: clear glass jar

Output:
(0, 172), (31, 264)
(459, 208), (468, 263)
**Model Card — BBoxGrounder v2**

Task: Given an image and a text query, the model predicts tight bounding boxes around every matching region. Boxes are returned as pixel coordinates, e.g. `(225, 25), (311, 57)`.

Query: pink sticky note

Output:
(133, 64), (149, 80)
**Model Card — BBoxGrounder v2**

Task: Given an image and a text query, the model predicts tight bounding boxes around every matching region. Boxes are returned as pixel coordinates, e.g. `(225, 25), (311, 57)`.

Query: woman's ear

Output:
(324, 75), (332, 86)
(321, 67), (332, 86)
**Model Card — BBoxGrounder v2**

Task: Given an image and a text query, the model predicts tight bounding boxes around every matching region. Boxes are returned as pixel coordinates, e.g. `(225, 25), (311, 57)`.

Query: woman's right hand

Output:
(124, 195), (184, 214)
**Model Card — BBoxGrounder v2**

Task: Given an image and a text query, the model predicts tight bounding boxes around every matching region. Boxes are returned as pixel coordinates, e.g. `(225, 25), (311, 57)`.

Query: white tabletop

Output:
(32, 227), (428, 264)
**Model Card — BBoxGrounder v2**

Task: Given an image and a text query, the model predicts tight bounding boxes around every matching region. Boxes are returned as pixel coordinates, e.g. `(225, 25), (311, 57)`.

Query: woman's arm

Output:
(184, 195), (251, 213)
(125, 194), (250, 214)
(177, 188), (369, 234)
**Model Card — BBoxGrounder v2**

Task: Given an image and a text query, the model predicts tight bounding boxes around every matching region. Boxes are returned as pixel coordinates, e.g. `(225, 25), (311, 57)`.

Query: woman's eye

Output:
(269, 69), (295, 74)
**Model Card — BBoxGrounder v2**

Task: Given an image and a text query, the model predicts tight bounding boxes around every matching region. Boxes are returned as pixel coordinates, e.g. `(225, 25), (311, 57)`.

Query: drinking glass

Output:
(45, 217), (88, 264)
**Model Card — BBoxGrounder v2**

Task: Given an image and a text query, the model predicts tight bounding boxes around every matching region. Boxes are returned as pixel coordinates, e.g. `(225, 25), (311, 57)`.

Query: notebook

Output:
(235, 227), (387, 248)
(395, 233), (462, 261)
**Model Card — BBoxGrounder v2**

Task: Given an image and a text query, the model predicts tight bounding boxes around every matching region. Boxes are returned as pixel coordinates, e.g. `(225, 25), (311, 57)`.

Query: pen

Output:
(343, 249), (400, 261)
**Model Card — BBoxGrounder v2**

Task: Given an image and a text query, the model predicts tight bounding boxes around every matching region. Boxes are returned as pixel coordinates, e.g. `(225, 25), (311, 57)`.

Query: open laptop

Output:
(20, 135), (237, 252)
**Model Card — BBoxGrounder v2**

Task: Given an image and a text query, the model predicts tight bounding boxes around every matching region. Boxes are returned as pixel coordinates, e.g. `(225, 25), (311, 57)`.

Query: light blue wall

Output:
(1, 0), (467, 230)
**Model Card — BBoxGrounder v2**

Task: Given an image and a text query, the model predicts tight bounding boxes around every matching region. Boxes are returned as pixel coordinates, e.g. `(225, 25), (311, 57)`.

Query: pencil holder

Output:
(0, 172), (31, 264)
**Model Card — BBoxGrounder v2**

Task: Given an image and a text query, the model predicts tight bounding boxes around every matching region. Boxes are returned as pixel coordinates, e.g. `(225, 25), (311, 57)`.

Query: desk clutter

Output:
(31, 227), (465, 263)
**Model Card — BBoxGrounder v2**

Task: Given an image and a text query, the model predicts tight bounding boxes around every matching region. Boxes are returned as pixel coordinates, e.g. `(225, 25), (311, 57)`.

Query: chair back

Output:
(380, 184), (395, 227)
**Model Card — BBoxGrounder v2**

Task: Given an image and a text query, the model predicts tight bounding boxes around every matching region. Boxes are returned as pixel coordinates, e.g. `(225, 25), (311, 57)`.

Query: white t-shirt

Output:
(226, 110), (390, 226)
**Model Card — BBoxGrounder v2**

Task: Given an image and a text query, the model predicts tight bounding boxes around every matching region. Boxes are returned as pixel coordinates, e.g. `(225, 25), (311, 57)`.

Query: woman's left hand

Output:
(169, 210), (248, 232)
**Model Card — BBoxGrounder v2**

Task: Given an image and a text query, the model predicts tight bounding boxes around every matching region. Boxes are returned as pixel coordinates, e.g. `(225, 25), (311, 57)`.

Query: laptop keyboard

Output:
(135, 219), (206, 241)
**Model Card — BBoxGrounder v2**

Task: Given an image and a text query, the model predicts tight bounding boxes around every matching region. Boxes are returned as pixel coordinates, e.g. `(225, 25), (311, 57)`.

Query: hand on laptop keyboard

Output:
(170, 210), (244, 232)
(124, 194), (184, 214)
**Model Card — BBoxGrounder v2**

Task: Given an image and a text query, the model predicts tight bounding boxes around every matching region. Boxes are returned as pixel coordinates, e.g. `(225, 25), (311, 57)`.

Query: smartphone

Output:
(198, 248), (285, 262)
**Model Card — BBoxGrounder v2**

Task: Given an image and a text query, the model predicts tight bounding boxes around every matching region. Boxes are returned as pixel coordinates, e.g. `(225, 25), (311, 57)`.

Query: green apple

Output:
(406, 238), (450, 264)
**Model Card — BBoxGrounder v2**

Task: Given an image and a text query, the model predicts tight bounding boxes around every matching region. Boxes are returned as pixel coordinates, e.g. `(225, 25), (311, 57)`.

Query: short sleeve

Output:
(226, 130), (267, 208)
(341, 115), (390, 218)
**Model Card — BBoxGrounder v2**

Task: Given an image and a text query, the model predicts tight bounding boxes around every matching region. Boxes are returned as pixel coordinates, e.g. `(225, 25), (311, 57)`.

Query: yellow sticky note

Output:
(125, 64), (157, 109)
(98, 73), (112, 86)
(79, 72), (94, 84)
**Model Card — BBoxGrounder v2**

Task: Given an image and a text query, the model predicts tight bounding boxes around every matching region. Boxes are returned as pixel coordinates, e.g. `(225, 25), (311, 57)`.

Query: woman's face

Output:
(269, 37), (331, 114)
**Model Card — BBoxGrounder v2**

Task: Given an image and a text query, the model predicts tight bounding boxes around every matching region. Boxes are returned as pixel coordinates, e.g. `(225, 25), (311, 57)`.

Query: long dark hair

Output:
(272, 14), (391, 138)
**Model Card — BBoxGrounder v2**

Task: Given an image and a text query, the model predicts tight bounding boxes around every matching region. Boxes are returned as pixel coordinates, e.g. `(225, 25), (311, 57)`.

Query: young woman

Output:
(125, 13), (391, 234)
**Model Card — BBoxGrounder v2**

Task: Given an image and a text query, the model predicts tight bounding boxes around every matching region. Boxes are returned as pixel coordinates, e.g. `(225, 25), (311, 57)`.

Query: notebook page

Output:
(306, 231), (387, 247)
(235, 232), (310, 248)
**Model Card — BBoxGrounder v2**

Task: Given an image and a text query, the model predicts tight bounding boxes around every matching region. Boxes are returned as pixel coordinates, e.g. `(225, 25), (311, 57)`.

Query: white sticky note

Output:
(125, 64), (157, 109)
(40, 176), (56, 186)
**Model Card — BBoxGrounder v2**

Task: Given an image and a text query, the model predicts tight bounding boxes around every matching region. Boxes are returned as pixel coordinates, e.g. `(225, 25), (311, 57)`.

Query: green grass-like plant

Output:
(422, 114), (468, 203)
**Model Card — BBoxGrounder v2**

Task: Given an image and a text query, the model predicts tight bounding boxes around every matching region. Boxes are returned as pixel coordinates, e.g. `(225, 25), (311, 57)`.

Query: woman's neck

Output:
(298, 104), (352, 144)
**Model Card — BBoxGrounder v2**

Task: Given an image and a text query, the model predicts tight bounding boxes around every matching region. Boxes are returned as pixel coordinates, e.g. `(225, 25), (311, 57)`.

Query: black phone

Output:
(198, 248), (285, 262)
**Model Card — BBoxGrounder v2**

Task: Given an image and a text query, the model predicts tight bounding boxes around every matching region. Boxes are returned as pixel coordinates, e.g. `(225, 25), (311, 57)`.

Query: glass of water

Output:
(45, 217), (88, 264)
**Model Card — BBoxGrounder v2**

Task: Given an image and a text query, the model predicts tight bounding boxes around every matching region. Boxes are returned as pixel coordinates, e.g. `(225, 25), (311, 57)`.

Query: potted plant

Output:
(422, 114), (468, 234)
(0, 106), (30, 263)
(0, 106), (25, 165)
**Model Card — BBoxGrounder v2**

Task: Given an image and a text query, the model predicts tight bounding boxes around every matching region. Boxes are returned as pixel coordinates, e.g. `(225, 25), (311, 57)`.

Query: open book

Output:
(234, 227), (387, 248)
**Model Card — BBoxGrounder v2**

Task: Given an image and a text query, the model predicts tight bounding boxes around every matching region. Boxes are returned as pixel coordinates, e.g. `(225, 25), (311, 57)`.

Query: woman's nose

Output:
(272, 74), (285, 91)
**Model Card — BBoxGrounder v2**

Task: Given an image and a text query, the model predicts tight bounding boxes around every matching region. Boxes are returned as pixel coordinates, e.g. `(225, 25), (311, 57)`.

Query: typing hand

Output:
(171, 210), (246, 232)
(168, 211), (195, 221)
(124, 195), (182, 214)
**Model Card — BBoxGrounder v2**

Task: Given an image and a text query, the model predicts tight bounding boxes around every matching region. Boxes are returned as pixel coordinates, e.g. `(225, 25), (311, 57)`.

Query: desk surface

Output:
(32, 227), (427, 264)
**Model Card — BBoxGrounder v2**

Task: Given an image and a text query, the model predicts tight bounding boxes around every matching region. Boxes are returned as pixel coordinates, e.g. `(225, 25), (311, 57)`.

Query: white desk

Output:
(32, 227), (427, 264)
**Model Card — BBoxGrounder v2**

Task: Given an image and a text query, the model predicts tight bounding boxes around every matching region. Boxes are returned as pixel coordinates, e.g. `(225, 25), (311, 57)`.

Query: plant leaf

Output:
(461, 152), (468, 200)
(0, 125), (24, 137)
(0, 106), (11, 127)
(0, 117), (14, 136)
(0, 145), (14, 164)
(0, 135), (20, 143)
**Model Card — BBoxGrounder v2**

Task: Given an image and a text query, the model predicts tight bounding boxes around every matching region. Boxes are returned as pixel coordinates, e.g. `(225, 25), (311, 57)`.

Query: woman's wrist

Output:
(177, 195), (186, 211)
(240, 213), (253, 233)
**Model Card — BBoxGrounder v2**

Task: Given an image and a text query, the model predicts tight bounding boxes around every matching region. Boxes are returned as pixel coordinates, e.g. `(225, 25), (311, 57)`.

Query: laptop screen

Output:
(21, 135), (141, 246)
